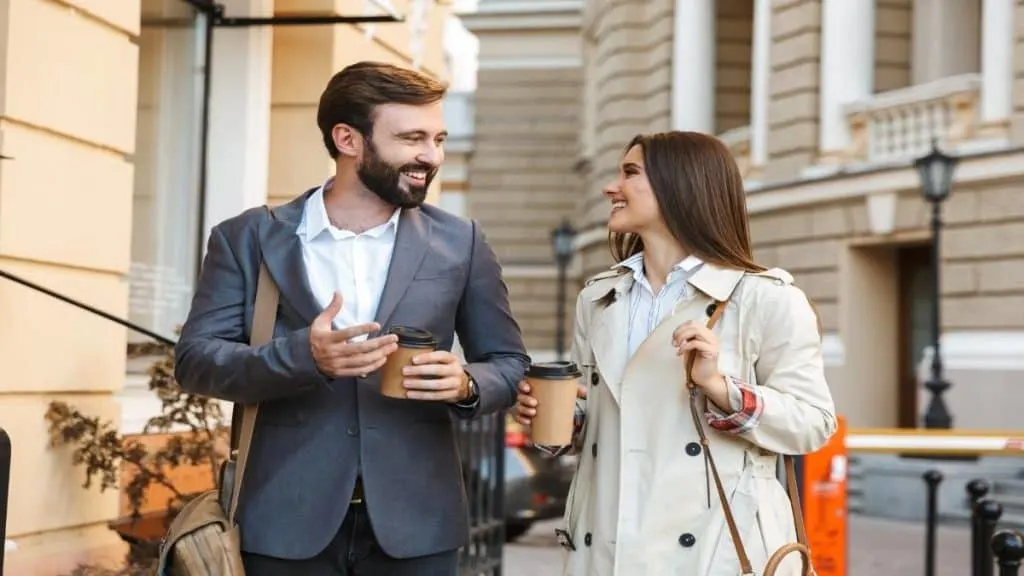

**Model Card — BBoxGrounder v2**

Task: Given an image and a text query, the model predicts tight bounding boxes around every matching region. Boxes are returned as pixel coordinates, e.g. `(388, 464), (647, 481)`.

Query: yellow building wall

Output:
(0, 0), (140, 574)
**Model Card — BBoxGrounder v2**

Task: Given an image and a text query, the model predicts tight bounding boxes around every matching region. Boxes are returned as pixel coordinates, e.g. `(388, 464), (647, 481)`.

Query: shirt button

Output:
(347, 425), (359, 437)
(591, 372), (600, 386)
(584, 533), (592, 547)
(591, 443), (597, 458)
(679, 533), (696, 547)
(685, 442), (702, 456)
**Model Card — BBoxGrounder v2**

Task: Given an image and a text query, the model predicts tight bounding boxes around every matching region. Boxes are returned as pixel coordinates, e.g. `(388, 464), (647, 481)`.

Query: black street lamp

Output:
(914, 140), (958, 429)
(551, 218), (577, 361)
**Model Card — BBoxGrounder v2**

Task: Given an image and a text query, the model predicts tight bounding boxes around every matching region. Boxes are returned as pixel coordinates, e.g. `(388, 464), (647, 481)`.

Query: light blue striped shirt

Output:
(614, 252), (705, 358)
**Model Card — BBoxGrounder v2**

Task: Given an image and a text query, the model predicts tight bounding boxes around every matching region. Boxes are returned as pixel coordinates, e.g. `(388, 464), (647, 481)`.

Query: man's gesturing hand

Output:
(310, 292), (398, 378)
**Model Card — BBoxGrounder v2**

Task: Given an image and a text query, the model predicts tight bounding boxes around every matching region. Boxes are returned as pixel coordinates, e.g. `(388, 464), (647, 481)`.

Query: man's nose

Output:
(418, 142), (443, 167)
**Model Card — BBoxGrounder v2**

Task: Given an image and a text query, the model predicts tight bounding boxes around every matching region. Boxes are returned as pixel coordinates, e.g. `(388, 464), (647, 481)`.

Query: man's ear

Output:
(331, 124), (364, 158)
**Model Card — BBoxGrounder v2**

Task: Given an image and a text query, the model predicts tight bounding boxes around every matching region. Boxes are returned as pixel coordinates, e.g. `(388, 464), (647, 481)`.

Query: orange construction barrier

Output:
(801, 415), (847, 576)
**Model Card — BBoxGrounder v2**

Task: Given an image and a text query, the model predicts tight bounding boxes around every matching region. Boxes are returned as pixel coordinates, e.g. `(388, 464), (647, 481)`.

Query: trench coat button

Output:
(584, 533), (592, 546)
(591, 443), (597, 458)
(591, 372), (599, 386)
(679, 533), (696, 547)
(685, 442), (702, 456)
(705, 303), (717, 317)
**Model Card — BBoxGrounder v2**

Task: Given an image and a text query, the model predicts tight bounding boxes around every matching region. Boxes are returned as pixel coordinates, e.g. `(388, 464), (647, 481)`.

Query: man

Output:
(174, 61), (529, 575)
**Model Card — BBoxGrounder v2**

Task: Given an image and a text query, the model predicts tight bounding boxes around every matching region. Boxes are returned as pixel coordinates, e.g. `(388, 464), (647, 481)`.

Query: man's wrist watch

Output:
(463, 372), (479, 402)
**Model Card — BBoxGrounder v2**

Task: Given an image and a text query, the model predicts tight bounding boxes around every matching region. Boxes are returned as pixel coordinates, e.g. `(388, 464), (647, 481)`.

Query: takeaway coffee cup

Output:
(379, 326), (437, 399)
(526, 361), (583, 445)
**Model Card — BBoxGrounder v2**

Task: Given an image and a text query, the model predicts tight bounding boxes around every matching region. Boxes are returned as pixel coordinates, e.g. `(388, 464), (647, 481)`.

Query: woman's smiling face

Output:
(604, 144), (665, 235)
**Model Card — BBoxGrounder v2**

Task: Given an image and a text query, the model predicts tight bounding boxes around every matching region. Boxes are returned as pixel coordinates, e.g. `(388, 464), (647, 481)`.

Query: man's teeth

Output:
(404, 171), (426, 179)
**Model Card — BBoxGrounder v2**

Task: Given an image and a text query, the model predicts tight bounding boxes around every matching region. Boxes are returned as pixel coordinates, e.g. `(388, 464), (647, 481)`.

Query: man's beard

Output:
(357, 140), (437, 209)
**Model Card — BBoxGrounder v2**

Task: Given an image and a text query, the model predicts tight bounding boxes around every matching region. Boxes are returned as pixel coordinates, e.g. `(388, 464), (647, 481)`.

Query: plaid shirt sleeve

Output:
(534, 402), (586, 457)
(704, 375), (764, 436)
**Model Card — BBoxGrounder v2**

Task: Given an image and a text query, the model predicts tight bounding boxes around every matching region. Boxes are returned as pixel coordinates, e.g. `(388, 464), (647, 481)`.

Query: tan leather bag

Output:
(156, 262), (279, 576)
(688, 300), (815, 576)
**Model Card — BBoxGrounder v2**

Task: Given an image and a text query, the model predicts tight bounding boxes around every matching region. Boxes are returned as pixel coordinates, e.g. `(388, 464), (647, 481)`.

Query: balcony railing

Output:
(845, 73), (982, 164)
(718, 125), (752, 177)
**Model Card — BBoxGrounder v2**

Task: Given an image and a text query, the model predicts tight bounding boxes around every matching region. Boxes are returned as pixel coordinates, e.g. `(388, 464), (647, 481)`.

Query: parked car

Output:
(502, 416), (577, 541)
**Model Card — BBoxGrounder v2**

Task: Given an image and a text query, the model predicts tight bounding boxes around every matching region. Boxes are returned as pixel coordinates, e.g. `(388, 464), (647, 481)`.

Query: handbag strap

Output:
(686, 300), (810, 575)
(227, 260), (279, 524)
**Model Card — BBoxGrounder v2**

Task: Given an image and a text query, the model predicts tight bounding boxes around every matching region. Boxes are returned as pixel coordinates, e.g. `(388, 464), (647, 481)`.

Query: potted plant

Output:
(45, 340), (229, 573)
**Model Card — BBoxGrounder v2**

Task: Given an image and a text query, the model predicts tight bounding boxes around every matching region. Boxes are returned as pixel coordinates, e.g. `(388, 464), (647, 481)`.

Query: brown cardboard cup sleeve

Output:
(527, 361), (582, 446)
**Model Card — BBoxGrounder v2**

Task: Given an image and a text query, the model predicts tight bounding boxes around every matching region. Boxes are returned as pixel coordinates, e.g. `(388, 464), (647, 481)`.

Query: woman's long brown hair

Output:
(608, 131), (766, 274)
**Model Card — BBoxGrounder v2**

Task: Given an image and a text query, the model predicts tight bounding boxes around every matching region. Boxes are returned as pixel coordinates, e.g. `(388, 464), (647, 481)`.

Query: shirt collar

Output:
(298, 178), (401, 241)
(613, 251), (704, 286)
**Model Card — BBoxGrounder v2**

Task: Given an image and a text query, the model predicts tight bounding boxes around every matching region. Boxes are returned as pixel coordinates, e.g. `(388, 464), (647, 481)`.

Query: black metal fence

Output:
(921, 471), (1024, 576)
(456, 413), (506, 576)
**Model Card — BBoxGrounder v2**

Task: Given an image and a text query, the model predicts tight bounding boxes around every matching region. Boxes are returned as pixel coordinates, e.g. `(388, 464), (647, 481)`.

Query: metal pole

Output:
(977, 498), (1004, 576)
(555, 257), (567, 361)
(923, 199), (952, 428)
(923, 469), (943, 576)
(969, 479), (992, 576)
(992, 530), (1024, 576)
(0, 427), (10, 576)
(0, 269), (176, 346)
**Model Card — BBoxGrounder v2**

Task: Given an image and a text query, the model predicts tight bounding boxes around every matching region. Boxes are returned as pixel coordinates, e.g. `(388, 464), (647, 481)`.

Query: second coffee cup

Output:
(379, 326), (437, 399)
(526, 361), (582, 446)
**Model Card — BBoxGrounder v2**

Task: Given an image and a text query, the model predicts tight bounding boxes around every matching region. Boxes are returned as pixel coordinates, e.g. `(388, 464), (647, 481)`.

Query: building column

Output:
(749, 0), (771, 168)
(980, 0), (1015, 124)
(818, 0), (875, 157)
(0, 0), (141, 572)
(671, 0), (716, 133)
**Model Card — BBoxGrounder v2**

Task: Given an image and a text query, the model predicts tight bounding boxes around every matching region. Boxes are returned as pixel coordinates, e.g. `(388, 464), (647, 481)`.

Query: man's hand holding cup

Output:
(401, 351), (473, 403)
(310, 292), (398, 378)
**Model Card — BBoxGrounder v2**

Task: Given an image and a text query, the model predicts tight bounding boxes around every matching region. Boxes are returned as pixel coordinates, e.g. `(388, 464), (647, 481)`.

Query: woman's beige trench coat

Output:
(559, 262), (837, 576)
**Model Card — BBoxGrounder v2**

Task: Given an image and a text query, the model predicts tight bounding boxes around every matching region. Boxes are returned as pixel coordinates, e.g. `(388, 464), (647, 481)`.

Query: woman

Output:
(515, 131), (836, 576)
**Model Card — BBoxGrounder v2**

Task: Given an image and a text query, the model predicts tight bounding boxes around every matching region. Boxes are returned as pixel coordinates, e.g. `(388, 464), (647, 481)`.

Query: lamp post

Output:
(914, 140), (958, 429)
(551, 218), (577, 361)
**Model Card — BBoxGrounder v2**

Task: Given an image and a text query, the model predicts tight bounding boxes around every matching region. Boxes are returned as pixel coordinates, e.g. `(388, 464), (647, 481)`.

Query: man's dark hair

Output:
(316, 61), (448, 158)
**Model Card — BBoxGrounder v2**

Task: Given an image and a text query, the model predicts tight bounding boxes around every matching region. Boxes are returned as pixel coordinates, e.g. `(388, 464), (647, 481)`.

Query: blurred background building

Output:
(0, 0), (454, 573)
(462, 0), (1024, 524)
(464, 0), (1024, 431)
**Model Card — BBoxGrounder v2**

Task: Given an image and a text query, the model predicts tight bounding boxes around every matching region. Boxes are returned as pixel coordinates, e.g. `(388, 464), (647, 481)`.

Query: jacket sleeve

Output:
(454, 220), (531, 418)
(741, 282), (837, 455)
(174, 224), (328, 404)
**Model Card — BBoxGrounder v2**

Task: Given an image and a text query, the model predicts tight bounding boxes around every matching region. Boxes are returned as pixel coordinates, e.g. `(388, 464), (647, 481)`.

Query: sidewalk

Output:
(505, 514), (972, 575)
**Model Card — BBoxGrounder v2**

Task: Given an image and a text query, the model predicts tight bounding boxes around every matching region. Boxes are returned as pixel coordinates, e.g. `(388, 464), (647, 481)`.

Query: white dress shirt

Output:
(296, 181), (400, 339)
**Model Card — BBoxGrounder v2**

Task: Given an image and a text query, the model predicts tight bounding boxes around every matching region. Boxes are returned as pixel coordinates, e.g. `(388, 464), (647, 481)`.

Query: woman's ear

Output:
(332, 124), (363, 159)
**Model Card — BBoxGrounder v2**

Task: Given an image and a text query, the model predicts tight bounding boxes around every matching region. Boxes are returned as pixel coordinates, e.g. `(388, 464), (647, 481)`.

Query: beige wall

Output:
(1013, 0), (1024, 142)
(715, 0), (753, 133)
(874, 0), (912, 93)
(0, 0), (140, 573)
(765, 0), (821, 182)
(269, 0), (450, 205)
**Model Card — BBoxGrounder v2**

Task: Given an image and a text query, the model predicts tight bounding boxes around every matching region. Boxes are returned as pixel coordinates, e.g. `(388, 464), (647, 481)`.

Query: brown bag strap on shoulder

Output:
(226, 261), (279, 525)
(686, 300), (812, 576)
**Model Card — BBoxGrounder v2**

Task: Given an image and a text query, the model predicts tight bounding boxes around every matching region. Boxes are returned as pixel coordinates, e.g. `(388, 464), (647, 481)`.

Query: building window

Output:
(129, 0), (209, 341)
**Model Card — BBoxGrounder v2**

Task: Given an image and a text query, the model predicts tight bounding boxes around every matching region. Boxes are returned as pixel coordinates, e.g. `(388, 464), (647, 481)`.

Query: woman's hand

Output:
(673, 320), (731, 410)
(514, 380), (587, 427)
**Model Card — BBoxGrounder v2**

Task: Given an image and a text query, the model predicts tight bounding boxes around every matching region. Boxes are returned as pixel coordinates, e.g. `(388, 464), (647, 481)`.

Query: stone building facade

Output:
(467, 0), (1024, 431)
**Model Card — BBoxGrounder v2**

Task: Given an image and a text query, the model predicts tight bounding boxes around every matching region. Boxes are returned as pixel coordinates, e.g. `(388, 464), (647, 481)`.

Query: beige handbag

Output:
(156, 261), (279, 576)
(688, 300), (815, 576)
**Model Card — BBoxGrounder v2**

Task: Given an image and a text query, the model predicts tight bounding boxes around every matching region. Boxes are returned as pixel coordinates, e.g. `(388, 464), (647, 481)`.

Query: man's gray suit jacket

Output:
(174, 189), (530, 561)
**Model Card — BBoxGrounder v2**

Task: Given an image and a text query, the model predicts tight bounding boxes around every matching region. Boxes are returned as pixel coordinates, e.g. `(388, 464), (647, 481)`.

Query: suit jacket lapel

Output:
(373, 208), (431, 329)
(258, 191), (322, 325)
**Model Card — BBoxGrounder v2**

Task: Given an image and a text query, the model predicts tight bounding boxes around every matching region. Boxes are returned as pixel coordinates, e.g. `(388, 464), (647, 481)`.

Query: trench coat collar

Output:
(686, 262), (747, 303)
